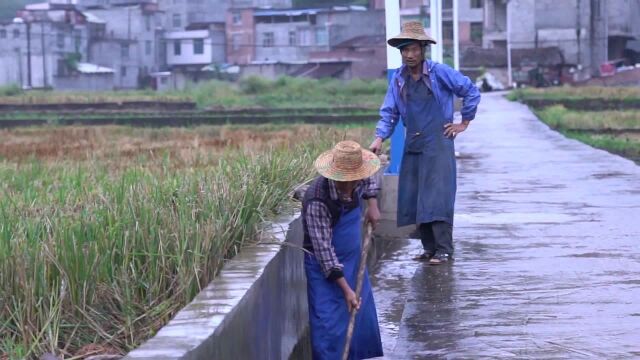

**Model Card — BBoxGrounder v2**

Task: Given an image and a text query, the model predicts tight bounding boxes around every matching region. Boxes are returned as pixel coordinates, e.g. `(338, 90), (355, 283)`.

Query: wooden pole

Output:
(341, 222), (374, 360)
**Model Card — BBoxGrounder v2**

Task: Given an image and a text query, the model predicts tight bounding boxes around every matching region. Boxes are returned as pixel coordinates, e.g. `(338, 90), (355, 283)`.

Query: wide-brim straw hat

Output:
(388, 20), (437, 48)
(314, 141), (381, 182)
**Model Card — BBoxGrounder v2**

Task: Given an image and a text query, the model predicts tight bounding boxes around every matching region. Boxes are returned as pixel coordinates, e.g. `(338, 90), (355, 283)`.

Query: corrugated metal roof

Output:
(76, 63), (114, 74)
(164, 30), (209, 39)
(254, 9), (321, 17)
(25, 2), (50, 11)
(254, 5), (366, 17)
(82, 12), (106, 24)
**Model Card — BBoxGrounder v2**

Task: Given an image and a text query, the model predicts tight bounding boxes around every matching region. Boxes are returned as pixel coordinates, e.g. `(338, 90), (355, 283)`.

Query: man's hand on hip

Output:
(444, 120), (470, 138)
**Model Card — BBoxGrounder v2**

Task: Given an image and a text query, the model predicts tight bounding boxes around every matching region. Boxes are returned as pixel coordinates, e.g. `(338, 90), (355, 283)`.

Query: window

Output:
(262, 32), (274, 47)
(470, 22), (483, 45)
(74, 30), (81, 51)
(13, 29), (20, 38)
(470, 0), (483, 8)
(193, 39), (204, 54)
(121, 44), (130, 59)
(173, 40), (181, 55)
(57, 59), (69, 76)
(121, 66), (127, 77)
(232, 11), (241, 25)
(298, 29), (311, 46)
(288, 31), (296, 46)
(145, 40), (152, 55)
(0, 29), (6, 38)
(172, 14), (182, 28)
(315, 28), (328, 46)
(443, 22), (453, 42)
(160, 77), (168, 84)
(232, 34), (241, 50)
(443, 0), (452, 9)
(593, 0), (601, 18)
(145, 16), (151, 31)
(57, 33), (65, 48)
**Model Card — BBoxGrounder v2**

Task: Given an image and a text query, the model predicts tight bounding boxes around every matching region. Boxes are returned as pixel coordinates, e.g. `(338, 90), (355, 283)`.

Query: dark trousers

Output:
(419, 221), (453, 255)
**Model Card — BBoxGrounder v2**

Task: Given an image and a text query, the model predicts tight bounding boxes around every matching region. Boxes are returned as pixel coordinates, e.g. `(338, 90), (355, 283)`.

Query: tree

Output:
(0, 0), (40, 20)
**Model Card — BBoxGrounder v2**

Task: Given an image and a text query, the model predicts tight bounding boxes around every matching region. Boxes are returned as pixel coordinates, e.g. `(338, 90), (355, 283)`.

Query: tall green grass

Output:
(534, 105), (640, 163)
(0, 84), (23, 97)
(535, 105), (640, 130)
(563, 131), (640, 163)
(0, 77), (387, 109)
(507, 86), (640, 102)
(0, 90), (189, 105)
(0, 125), (369, 359)
(180, 76), (387, 109)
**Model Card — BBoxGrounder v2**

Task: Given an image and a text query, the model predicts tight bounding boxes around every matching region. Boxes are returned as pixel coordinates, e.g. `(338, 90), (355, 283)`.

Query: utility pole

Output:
(437, 0), (443, 63)
(385, 0), (403, 175)
(430, 0), (443, 63)
(603, 0), (608, 62)
(26, 21), (32, 88)
(41, 22), (47, 88)
(453, 0), (459, 70)
(15, 47), (24, 88)
(506, 0), (513, 87)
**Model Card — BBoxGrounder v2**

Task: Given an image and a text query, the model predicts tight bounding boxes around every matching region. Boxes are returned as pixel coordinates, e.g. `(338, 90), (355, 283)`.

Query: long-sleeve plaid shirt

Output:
(303, 176), (379, 279)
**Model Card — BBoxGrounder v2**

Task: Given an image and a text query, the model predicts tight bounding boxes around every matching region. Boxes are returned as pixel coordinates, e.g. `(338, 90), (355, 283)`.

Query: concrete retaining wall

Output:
(122, 216), (308, 360)
(123, 170), (399, 360)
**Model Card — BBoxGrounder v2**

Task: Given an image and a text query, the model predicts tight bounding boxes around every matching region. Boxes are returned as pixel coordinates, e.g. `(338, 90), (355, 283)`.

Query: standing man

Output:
(370, 21), (481, 265)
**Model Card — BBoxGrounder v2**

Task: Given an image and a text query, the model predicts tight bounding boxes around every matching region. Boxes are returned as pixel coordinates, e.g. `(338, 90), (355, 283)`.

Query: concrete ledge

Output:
(376, 174), (414, 240)
(123, 215), (307, 360)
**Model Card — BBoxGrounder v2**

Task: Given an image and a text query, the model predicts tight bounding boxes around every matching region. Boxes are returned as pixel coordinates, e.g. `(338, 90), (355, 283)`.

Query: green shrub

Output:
(0, 84), (23, 96)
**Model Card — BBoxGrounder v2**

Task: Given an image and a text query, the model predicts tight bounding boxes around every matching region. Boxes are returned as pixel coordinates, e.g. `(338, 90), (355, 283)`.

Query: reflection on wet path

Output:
(370, 238), (423, 356)
(370, 93), (640, 359)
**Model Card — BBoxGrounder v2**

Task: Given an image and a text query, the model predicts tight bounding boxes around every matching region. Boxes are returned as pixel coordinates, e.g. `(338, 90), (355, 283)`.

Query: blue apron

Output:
(304, 203), (383, 360)
(397, 76), (457, 227)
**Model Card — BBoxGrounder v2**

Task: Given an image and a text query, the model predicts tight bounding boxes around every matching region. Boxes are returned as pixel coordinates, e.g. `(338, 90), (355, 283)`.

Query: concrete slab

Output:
(373, 92), (640, 358)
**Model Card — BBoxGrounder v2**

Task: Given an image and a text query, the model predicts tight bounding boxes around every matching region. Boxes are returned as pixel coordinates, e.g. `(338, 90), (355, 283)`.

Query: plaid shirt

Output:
(304, 176), (379, 278)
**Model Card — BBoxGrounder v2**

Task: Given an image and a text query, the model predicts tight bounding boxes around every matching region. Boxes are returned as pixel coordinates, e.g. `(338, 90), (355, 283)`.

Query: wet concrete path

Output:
(371, 92), (640, 359)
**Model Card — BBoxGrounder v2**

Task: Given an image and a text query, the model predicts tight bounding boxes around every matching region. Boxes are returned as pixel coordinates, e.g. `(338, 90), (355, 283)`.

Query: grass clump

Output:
(535, 105), (640, 131)
(0, 84), (23, 97)
(508, 86), (640, 102)
(0, 77), (387, 110)
(534, 105), (640, 163)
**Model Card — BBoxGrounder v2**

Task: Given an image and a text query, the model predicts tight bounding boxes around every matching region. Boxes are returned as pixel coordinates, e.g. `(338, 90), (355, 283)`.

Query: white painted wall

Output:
(165, 30), (212, 66)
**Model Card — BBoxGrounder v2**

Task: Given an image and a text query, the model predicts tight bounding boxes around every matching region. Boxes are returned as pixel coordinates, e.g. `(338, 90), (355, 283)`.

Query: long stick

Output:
(341, 222), (374, 360)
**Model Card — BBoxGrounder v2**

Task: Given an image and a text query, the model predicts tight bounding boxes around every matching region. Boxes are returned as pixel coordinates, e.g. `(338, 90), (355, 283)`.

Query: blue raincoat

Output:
(375, 60), (481, 226)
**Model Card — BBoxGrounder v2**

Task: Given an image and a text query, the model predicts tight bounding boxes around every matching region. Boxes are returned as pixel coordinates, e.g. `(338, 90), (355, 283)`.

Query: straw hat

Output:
(314, 141), (381, 182)
(388, 20), (437, 48)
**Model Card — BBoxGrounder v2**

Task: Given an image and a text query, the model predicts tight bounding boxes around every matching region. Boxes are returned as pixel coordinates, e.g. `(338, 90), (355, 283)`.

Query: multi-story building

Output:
(80, 1), (163, 88)
(483, 0), (640, 77)
(225, 6), (385, 64)
(370, 0), (485, 47)
(0, 2), (101, 89)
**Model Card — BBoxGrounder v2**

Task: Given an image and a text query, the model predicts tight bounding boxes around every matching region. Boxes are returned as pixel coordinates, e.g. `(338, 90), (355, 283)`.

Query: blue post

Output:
(384, 0), (402, 175)
(385, 69), (405, 175)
